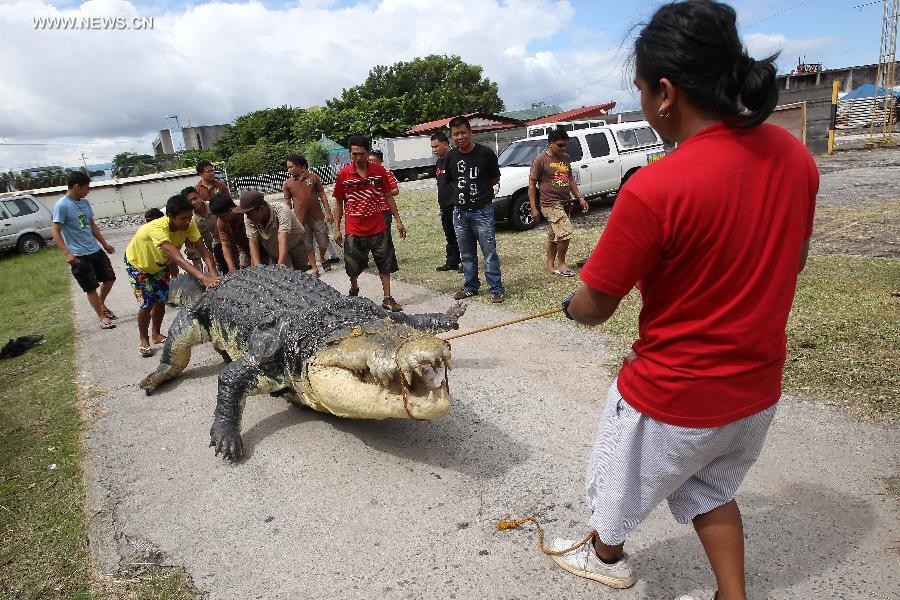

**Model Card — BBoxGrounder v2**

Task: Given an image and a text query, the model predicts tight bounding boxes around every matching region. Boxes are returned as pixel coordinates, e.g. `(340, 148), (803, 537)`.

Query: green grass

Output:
(0, 247), (197, 599)
(786, 254), (899, 421)
(394, 189), (899, 421)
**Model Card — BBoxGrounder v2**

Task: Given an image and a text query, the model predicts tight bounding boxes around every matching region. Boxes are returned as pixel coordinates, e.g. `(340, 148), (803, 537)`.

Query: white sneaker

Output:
(549, 538), (636, 588)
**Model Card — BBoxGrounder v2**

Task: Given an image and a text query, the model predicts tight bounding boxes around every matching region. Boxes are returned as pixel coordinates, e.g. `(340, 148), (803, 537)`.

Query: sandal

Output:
(553, 269), (576, 278)
(381, 296), (402, 312)
(152, 335), (167, 345)
(102, 308), (117, 320)
(99, 320), (116, 329)
(139, 346), (153, 357)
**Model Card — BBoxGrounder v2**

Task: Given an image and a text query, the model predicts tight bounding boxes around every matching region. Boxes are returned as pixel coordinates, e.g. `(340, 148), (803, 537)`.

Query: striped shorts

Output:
(585, 380), (776, 545)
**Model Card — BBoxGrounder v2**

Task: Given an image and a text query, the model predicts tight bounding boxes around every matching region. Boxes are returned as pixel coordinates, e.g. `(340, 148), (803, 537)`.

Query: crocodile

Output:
(141, 265), (464, 461)
(166, 273), (204, 307)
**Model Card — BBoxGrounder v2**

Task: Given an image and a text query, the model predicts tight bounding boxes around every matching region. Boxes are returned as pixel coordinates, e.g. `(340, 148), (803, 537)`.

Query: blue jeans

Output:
(453, 204), (504, 295)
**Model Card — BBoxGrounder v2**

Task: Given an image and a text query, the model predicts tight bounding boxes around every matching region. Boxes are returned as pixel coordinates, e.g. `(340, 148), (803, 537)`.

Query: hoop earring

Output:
(657, 106), (670, 119)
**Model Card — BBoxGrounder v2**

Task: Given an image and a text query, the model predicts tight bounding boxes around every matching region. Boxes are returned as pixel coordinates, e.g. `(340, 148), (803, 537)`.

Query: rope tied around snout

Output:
(394, 336), (452, 420)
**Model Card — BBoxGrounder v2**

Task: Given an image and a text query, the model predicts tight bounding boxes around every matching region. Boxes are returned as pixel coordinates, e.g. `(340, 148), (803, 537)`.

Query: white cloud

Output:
(0, 0), (638, 170)
(744, 32), (838, 72)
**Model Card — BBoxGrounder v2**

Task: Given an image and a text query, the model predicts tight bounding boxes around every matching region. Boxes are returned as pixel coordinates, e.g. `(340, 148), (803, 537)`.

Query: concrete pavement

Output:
(77, 226), (899, 599)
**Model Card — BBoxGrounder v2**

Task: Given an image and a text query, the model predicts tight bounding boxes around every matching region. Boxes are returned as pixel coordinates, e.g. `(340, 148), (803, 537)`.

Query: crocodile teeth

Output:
(401, 365), (414, 386)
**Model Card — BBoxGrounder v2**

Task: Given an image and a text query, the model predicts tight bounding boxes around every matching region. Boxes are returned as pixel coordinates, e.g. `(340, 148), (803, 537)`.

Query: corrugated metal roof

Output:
(498, 105), (562, 121)
(406, 112), (525, 135)
(526, 102), (617, 126)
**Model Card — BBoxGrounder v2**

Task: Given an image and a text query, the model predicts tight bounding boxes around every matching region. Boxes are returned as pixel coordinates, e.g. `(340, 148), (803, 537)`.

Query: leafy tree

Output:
(112, 152), (160, 178)
(215, 106), (304, 158)
(290, 106), (338, 145)
(0, 171), (13, 192)
(302, 141), (328, 167)
(214, 55), (503, 167)
(131, 164), (158, 176)
(158, 148), (220, 171)
(327, 54), (504, 134)
(290, 102), (407, 146)
(225, 141), (304, 177)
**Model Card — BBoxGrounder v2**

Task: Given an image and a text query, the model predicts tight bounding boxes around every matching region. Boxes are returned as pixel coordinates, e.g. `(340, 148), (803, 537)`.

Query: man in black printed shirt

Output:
(443, 115), (506, 303)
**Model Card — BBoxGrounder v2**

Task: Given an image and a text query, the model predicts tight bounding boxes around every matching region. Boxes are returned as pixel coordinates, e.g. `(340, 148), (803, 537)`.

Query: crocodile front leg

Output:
(386, 302), (467, 333)
(141, 307), (207, 393)
(209, 325), (286, 461)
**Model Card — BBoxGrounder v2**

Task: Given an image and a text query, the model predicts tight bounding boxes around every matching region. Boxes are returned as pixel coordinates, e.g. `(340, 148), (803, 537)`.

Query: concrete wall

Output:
(182, 125), (227, 151)
(776, 63), (898, 93)
(153, 129), (174, 156)
(768, 102), (807, 143)
(777, 85), (835, 154)
(28, 170), (198, 219)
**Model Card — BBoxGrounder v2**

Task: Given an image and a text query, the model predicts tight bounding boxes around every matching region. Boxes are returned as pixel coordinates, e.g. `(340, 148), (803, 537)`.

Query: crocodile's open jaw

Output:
(300, 329), (453, 420)
(302, 360), (451, 420)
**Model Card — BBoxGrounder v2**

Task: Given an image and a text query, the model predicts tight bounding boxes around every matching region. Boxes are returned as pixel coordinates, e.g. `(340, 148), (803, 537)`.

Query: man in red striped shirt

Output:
(333, 135), (406, 312)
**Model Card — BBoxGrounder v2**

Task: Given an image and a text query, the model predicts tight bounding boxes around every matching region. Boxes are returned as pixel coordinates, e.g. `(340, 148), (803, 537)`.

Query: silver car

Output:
(0, 194), (54, 254)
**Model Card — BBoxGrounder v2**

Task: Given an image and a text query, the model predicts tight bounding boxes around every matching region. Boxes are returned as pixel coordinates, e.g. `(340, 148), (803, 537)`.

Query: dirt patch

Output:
(812, 201), (899, 258)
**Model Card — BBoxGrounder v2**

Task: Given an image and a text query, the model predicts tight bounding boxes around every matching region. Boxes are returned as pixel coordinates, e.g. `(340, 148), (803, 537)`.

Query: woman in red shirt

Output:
(550, 2), (817, 599)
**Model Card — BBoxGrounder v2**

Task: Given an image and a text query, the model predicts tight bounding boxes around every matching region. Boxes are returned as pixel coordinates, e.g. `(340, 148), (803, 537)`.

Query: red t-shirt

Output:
(581, 122), (818, 427)
(332, 162), (397, 237)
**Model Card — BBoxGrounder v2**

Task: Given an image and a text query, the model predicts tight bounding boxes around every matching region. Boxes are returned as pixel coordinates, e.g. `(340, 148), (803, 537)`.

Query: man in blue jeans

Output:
(443, 115), (505, 303)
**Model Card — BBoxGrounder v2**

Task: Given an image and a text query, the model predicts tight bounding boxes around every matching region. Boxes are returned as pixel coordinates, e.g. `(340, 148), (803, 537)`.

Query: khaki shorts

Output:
(302, 218), (331, 253)
(540, 204), (572, 242)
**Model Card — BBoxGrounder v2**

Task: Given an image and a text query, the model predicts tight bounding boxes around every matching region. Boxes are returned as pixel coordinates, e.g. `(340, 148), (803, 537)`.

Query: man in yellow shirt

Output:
(125, 195), (219, 357)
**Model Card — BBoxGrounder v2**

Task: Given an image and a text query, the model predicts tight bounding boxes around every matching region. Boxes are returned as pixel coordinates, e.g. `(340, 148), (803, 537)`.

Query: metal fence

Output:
(224, 164), (340, 197)
(835, 95), (898, 129)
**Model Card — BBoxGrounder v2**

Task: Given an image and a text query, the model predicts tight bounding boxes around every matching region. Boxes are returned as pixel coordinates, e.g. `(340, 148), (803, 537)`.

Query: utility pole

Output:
(868, 0), (899, 146)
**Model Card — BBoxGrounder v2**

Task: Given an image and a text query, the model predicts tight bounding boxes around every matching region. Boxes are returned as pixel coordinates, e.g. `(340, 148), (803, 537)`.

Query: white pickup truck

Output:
(492, 121), (665, 230)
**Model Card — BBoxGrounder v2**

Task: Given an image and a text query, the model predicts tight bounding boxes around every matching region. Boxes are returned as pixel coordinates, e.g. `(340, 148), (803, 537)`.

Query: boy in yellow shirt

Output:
(125, 194), (219, 357)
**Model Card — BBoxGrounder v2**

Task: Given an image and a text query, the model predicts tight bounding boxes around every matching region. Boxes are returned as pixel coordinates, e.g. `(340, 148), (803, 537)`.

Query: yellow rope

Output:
(496, 515), (594, 556)
(441, 308), (563, 341)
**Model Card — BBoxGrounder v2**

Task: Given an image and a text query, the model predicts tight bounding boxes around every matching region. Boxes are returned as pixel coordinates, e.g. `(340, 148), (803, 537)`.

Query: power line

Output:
(743, 0), (813, 29)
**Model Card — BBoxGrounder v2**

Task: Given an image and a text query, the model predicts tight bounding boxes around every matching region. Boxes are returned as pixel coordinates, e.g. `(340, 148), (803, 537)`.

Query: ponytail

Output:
(634, 0), (780, 128)
(737, 55), (779, 127)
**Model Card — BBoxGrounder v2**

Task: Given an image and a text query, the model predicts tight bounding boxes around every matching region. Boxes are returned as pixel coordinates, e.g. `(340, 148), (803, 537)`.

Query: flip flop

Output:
(139, 346), (153, 357)
(553, 269), (576, 278)
(103, 308), (117, 320)
(99, 320), (116, 329)
(152, 336), (167, 345)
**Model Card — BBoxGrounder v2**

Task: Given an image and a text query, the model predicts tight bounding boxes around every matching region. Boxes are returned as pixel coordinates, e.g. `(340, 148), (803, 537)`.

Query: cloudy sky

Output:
(0, 0), (885, 171)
